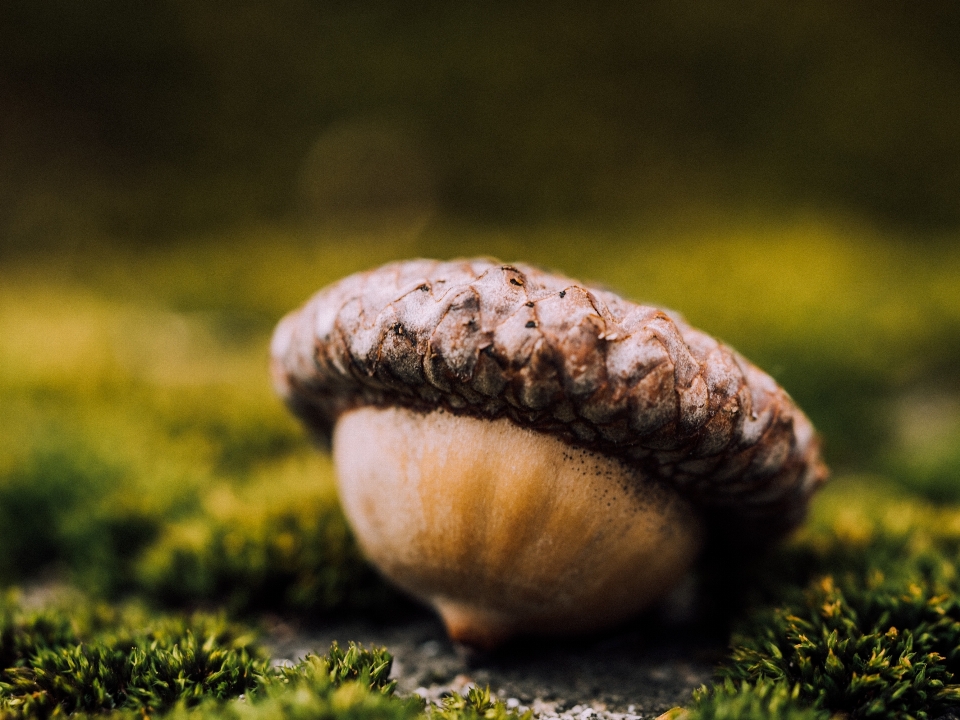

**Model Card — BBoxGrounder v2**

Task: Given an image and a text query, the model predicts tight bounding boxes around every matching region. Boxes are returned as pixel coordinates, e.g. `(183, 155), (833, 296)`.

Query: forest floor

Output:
(266, 611), (715, 718)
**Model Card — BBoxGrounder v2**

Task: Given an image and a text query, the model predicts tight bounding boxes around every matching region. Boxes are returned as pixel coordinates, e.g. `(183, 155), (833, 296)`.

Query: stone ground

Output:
(265, 608), (720, 720)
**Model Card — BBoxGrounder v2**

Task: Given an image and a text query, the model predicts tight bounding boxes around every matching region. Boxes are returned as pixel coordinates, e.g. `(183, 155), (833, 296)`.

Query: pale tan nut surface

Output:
(333, 405), (702, 647)
(271, 258), (827, 542)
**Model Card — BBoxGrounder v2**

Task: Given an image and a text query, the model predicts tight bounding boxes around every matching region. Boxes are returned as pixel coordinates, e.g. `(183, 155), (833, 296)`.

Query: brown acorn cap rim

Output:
(270, 258), (828, 541)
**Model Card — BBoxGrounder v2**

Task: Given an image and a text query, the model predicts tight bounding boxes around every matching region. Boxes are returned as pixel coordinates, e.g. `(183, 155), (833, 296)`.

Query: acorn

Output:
(270, 259), (827, 647)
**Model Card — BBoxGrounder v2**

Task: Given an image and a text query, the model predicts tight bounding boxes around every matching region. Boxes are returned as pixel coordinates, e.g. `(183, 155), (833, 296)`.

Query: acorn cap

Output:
(271, 258), (828, 541)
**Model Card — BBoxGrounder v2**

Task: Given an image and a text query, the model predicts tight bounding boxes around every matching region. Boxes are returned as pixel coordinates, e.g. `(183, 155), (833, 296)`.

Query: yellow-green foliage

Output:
(2, 220), (960, 718)
(0, 243), (402, 606)
(2, 220), (960, 605)
(721, 573), (960, 718)
(689, 680), (827, 720)
(0, 596), (266, 718)
(693, 478), (960, 719)
(427, 686), (532, 720)
(134, 454), (403, 614)
(0, 593), (527, 720)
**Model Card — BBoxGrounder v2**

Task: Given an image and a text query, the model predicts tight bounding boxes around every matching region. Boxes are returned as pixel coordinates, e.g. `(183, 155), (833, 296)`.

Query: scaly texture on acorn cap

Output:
(270, 258), (828, 541)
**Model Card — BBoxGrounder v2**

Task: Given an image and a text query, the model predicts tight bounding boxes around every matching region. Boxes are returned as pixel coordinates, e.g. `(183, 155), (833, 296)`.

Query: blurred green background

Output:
(3, 0), (960, 240)
(1, 0), (960, 610)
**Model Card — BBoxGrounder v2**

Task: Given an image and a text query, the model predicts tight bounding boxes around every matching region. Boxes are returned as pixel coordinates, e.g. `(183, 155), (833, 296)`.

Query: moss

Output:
(2, 227), (960, 719)
(0, 598), (265, 718)
(271, 642), (397, 695)
(693, 478), (960, 719)
(886, 420), (960, 506)
(689, 680), (827, 720)
(426, 686), (532, 720)
(134, 475), (405, 617)
(0, 440), (156, 592)
(0, 595), (534, 720)
(719, 575), (960, 718)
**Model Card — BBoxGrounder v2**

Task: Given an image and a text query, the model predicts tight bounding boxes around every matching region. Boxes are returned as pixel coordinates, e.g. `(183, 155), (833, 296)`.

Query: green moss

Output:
(224, 670), (422, 720)
(2, 226), (960, 719)
(426, 686), (532, 720)
(271, 642), (397, 696)
(134, 481), (403, 617)
(696, 477), (960, 719)
(0, 439), (159, 594)
(0, 598), (265, 718)
(0, 596), (531, 720)
(720, 575), (960, 718)
(886, 422), (960, 506)
(689, 680), (827, 720)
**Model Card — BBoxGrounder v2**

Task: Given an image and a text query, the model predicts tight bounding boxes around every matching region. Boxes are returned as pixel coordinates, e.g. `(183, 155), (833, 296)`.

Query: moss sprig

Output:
(0, 598), (531, 720)
(0, 600), (266, 719)
(268, 642), (397, 696)
(426, 686), (532, 720)
(717, 572), (960, 719)
(689, 679), (827, 719)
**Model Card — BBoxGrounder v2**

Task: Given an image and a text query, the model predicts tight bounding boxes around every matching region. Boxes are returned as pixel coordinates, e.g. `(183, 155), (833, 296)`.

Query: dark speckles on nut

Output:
(271, 258), (828, 542)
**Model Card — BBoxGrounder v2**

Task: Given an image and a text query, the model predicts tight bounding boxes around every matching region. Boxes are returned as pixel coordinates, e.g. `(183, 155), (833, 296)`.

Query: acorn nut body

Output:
(334, 405), (702, 647)
(271, 259), (827, 646)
